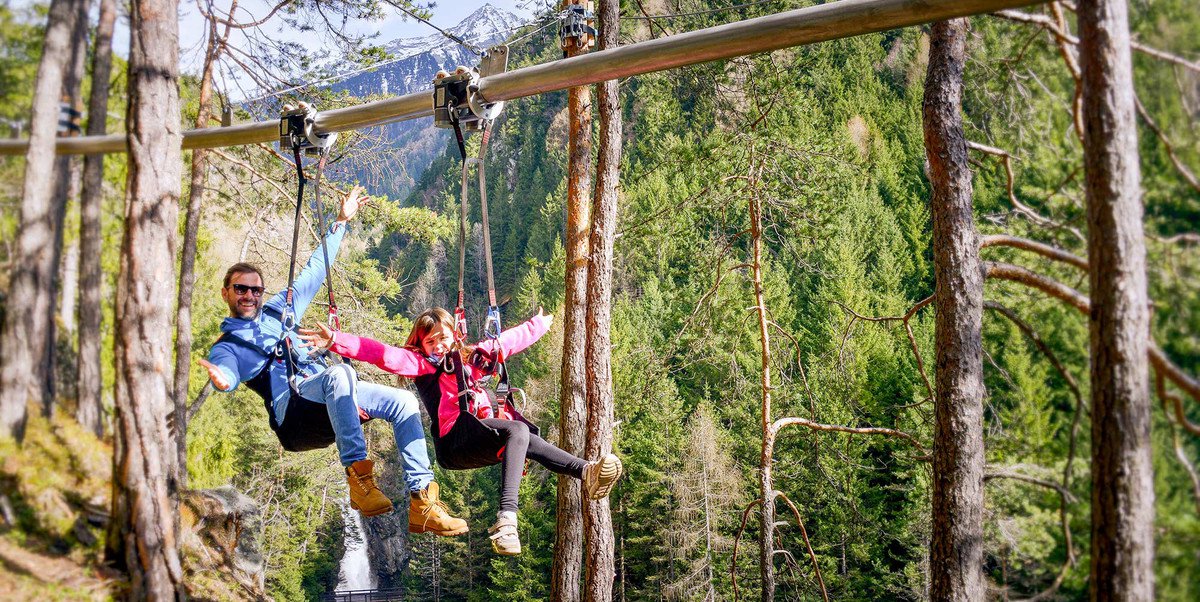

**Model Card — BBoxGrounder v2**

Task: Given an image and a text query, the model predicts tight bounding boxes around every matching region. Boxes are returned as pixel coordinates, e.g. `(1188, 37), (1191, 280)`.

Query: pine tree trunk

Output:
(172, 1), (233, 483)
(110, 0), (185, 594)
(0, 0), (87, 441)
(1077, 1), (1155, 599)
(749, 180), (776, 602)
(47, 0), (91, 411)
(75, 0), (116, 438)
(583, 1), (620, 598)
(552, 5), (592, 599)
(924, 18), (986, 602)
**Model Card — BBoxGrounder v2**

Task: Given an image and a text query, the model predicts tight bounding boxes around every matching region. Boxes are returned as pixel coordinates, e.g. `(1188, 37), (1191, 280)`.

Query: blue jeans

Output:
(291, 363), (434, 493)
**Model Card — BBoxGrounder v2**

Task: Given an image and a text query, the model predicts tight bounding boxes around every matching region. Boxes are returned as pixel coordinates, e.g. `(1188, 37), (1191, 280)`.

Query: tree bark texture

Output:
(0, 0), (87, 441)
(46, 0), (91, 411)
(924, 18), (986, 602)
(552, 17), (593, 601)
(76, 0), (117, 438)
(583, 1), (621, 599)
(111, 0), (185, 595)
(173, 0), (233, 483)
(1077, 1), (1155, 599)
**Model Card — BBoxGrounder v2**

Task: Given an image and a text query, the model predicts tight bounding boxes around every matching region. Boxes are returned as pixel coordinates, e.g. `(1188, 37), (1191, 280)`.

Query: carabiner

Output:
(484, 306), (502, 340)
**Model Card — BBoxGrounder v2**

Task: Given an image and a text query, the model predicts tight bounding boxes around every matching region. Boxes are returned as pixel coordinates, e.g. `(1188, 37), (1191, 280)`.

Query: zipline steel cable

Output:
(0, 0), (1042, 157)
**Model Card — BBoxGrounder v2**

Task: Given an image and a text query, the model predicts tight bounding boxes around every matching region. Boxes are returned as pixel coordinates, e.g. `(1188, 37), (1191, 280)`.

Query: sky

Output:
(10, 0), (540, 83)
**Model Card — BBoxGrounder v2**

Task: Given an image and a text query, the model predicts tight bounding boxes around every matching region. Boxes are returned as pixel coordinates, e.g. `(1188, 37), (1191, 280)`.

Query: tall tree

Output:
(1077, 0), (1155, 598)
(750, 166), (778, 602)
(75, 0), (116, 437)
(0, 0), (88, 441)
(172, 0), (237, 482)
(552, 2), (593, 599)
(583, 0), (621, 598)
(47, 0), (91, 410)
(924, 18), (986, 602)
(109, 0), (185, 594)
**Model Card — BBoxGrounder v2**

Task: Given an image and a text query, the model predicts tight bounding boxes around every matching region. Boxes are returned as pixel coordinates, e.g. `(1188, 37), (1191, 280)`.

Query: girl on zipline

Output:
(300, 307), (622, 556)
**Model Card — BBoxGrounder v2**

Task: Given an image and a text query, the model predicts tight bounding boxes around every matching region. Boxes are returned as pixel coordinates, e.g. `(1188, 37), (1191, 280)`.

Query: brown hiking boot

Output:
(409, 482), (468, 536)
(346, 459), (393, 517)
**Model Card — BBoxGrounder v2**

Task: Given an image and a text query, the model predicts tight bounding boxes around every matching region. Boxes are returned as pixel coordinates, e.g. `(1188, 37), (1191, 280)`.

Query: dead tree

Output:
(109, 0), (185, 594)
(75, 0), (117, 437)
(553, 2), (593, 598)
(583, 0), (620, 598)
(0, 0), (88, 441)
(924, 18), (986, 602)
(1077, 0), (1155, 598)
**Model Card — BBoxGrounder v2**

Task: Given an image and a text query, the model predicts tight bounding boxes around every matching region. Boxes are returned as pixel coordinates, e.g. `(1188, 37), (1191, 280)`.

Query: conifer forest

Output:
(0, 0), (1198, 600)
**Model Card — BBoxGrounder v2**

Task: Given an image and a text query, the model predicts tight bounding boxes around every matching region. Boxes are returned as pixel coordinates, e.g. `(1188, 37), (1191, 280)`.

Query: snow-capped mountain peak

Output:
(384, 4), (522, 61)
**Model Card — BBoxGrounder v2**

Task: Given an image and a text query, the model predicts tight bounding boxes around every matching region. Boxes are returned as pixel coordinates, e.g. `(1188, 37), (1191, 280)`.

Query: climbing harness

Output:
(559, 3), (597, 52)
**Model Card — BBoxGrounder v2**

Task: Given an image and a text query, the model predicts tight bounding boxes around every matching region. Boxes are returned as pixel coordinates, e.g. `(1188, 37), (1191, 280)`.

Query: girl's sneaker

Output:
(583, 454), (623, 500)
(488, 515), (521, 556)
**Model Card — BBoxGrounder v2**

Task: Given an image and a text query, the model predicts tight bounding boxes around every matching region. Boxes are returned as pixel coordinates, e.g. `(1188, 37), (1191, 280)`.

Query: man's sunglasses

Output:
(230, 284), (266, 297)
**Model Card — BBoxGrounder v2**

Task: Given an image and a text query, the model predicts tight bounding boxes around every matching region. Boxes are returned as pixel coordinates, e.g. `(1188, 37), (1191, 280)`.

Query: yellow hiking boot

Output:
(409, 482), (468, 536)
(346, 459), (393, 517)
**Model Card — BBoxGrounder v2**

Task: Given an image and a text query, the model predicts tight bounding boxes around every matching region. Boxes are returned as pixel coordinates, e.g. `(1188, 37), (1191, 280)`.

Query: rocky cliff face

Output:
(180, 486), (267, 600)
(331, 4), (523, 200)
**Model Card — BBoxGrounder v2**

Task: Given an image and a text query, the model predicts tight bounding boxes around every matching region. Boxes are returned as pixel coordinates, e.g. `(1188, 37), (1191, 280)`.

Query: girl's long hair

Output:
(406, 307), (473, 359)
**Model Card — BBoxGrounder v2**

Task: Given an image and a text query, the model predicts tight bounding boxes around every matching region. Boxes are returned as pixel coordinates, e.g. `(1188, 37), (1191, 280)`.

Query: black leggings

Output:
(481, 418), (586, 513)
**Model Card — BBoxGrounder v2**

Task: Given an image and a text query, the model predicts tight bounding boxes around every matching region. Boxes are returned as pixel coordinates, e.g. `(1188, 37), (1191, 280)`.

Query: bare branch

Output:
(983, 300), (1084, 561)
(731, 498), (762, 602)
(833, 296), (936, 401)
(981, 234), (1088, 270)
(1157, 379), (1200, 515)
(984, 466), (1077, 601)
(967, 141), (1086, 243)
(1134, 95), (1200, 194)
(772, 416), (929, 457)
(774, 491), (829, 602)
(986, 262), (1200, 412)
(994, 6), (1200, 74)
(985, 468), (1077, 503)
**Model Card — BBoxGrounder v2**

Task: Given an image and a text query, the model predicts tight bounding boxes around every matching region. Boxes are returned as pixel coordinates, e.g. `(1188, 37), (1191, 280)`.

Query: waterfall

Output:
(336, 498), (377, 591)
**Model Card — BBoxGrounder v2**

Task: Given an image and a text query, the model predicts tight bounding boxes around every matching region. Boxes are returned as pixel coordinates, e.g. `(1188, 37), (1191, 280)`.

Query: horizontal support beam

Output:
(0, 0), (1040, 157)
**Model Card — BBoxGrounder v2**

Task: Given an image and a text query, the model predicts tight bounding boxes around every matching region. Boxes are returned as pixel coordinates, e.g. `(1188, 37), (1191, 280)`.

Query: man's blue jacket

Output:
(206, 224), (345, 421)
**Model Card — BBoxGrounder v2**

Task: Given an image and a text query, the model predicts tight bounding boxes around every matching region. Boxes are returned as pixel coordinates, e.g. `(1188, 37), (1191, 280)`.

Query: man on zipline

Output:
(198, 185), (467, 535)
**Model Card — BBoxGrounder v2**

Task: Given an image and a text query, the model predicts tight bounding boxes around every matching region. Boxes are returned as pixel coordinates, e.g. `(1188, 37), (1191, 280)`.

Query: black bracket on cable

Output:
(432, 46), (508, 132)
(279, 102), (337, 155)
(560, 3), (596, 52)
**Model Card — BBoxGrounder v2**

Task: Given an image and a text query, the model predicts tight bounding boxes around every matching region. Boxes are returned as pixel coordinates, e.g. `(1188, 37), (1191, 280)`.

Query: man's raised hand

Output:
(338, 185), (365, 223)
(198, 358), (233, 391)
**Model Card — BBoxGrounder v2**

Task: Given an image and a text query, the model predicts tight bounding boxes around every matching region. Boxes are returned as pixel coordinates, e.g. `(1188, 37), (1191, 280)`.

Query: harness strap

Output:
(281, 144), (307, 391)
(453, 119), (470, 342)
(312, 149), (340, 331)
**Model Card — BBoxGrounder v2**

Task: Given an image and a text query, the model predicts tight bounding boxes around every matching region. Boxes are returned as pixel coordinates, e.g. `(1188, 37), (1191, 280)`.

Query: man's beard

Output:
(230, 300), (261, 319)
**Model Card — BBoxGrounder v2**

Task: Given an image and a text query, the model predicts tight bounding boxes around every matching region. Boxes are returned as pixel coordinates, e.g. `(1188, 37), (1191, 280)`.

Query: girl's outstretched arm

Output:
(300, 323), (432, 378)
(475, 307), (553, 359)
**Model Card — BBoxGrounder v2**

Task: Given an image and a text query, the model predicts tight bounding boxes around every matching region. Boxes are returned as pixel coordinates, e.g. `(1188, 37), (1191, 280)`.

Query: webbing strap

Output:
(281, 144), (307, 391)
(477, 122), (497, 310)
(311, 149), (339, 331)
(452, 119), (470, 341)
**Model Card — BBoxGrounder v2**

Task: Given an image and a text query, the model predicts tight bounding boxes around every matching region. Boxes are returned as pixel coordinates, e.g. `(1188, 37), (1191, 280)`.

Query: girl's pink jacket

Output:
(329, 314), (551, 436)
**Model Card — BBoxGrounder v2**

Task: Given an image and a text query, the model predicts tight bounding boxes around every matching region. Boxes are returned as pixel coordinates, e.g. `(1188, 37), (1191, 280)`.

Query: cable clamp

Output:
(278, 102), (337, 154)
(560, 3), (596, 50)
